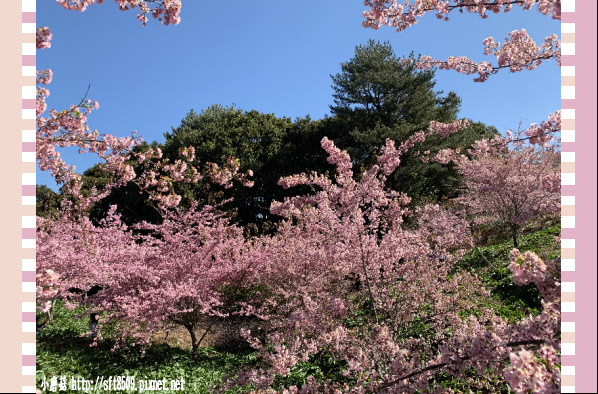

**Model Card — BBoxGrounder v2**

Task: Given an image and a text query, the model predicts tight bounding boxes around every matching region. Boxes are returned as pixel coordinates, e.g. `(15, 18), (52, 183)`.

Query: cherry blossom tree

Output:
(226, 137), (561, 392)
(35, 0), (252, 333)
(36, 203), (260, 360)
(426, 123), (561, 247)
(455, 143), (560, 247)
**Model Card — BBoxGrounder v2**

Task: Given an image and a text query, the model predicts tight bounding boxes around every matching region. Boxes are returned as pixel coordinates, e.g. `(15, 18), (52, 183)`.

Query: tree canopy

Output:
(328, 40), (497, 201)
(163, 105), (292, 230)
(330, 39), (460, 134)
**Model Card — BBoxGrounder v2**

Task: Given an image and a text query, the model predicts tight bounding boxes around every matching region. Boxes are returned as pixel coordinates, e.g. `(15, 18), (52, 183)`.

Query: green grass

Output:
(37, 302), (350, 393)
(455, 223), (560, 322)
(272, 352), (352, 391)
(37, 301), (255, 393)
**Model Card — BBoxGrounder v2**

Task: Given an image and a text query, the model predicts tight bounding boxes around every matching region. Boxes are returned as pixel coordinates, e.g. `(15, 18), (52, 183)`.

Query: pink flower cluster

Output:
(36, 27), (52, 49)
(381, 119), (470, 171)
(36, 97), (137, 188)
(37, 203), (261, 355)
(504, 348), (560, 393)
(36, 69), (53, 85)
(56, 0), (181, 26)
(129, 147), (252, 208)
(509, 249), (560, 302)
(322, 137), (354, 180)
(36, 269), (61, 313)
(363, 0), (561, 32)
(432, 147), (458, 164)
(456, 144), (560, 231)
(56, 0), (103, 12)
(428, 119), (470, 137)
(414, 29), (560, 82)
(503, 250), (561, 392)
(523, 110), (561, 146)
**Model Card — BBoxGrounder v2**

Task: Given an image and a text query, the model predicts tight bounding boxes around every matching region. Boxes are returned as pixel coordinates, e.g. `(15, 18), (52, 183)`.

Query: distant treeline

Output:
(37, 40), (497, 232)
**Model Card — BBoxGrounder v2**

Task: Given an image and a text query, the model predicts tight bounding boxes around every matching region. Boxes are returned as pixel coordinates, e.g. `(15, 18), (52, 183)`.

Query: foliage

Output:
(391, 120), (498, 202)
(330, 40), (460, 133)
(163, 105), (291, 229)
(79, 146), (164, 226)
(456, 224), (560, 323)
(36, 301), (255, 393)
(36, 184), (62, 219)
(37, 204), (260, 361)
(327, 40), (500, 202)
(37, 223), (561, 393)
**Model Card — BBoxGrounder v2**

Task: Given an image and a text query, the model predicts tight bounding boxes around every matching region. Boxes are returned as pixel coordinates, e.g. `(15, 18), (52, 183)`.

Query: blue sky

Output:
(37, 1), (561, 190)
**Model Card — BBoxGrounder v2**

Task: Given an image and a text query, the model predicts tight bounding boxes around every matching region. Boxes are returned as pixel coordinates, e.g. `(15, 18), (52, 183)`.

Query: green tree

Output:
(330, 40), (460, 152)
(163, 105), (292, 230)
(36, 185), (61, 219)
(273, 116), (334, 176)
(328, 39), (496, 201)
(79, 148), (164, 226)
(392, 121), (499, 202)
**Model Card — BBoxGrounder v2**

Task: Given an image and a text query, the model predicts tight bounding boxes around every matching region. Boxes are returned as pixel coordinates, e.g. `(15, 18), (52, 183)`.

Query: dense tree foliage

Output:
(79, 145), (163, 226)
(332, 41), (457, 119)
(40, 40), (499, 228)
(36, 184), (61, 219)
(329, 40), (460, 155)
(328, 40), (498, 201)
(162, 105), (292, 230)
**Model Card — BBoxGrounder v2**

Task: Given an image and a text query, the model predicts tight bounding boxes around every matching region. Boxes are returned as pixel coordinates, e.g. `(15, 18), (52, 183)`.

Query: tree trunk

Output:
(511, 224), (519, 248)
(184, 321), (214, 363)
(185, 324), (199, 363)
(48, 298), (57, 322)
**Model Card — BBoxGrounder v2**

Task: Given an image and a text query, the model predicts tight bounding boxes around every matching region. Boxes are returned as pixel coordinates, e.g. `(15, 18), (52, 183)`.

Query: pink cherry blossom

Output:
(36, 27), (52, 49)
(363, 1), (561, 81)
(56, 0), (181, 26)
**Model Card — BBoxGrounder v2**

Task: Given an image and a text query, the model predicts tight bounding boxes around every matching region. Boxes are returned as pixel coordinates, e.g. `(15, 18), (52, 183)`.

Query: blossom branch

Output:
(378, 339), (546, 390)
(412, 29), (560, 82)
(363, 0), (561, 32)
